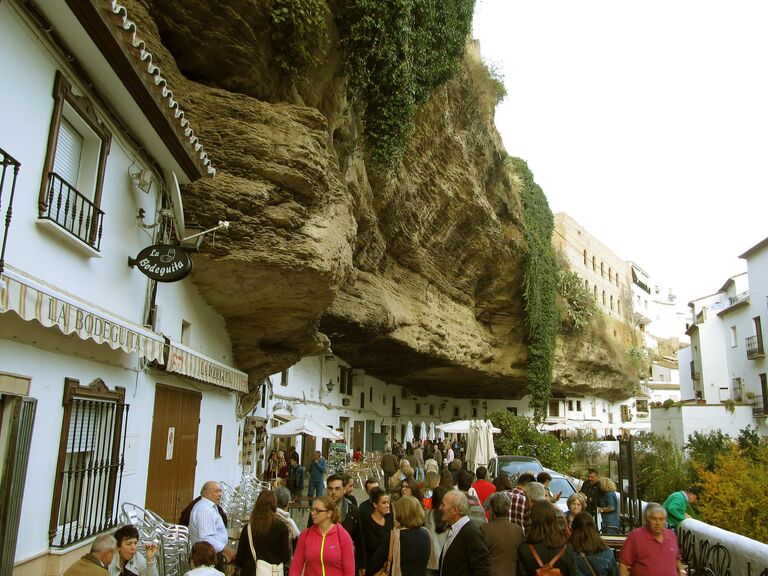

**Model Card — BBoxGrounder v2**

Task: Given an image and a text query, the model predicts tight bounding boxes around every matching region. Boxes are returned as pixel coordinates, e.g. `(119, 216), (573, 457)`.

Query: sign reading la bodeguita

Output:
(130, 244), (192, 282)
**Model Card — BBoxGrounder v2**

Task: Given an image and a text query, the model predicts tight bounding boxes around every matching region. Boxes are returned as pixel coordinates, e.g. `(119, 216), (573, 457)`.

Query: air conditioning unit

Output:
(393, 408), (401, 416)
(342, 398), (350, 407)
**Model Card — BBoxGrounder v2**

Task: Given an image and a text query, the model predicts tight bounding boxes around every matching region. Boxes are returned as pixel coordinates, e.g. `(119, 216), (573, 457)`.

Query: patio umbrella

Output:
(438, 425), (445, 442)
(428, 422), (436, 441)
(268, 415), (342, 440)
(404, 421), (414, 443)
(466, 420), (497, 472)
(420, 421), (428, 442)
(437, 420), (501, 434)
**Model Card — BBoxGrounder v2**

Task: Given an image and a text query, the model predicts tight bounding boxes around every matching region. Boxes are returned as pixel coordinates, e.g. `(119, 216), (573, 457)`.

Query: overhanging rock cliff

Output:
(129, 0), (635, 400)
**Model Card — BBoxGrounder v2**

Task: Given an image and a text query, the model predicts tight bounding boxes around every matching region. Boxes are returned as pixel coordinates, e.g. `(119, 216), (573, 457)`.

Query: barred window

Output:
(49, 378), (128, 547)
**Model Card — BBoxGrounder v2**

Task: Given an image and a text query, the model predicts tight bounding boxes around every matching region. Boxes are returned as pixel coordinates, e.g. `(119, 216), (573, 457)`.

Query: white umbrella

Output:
(268, 415), (342, 440)
(420, 421), (428, 442)
(437, 420), (501, 434)
(404, 421), (414, 443)
(466, 420), (497, 472)
(438, 424), (445, 442)
(428, 422), (436, 441)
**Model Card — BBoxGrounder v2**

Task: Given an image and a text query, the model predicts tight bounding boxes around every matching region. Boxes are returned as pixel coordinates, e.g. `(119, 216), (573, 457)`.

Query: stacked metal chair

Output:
(119, 502), (190, 576)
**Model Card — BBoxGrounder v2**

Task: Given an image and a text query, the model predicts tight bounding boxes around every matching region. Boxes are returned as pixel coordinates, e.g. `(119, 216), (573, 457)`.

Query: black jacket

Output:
(439, 519), (490, 576)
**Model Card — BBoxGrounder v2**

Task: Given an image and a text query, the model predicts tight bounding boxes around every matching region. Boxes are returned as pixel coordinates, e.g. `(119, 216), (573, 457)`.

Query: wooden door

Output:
(353, 421), (364, 453)
(145, 385), (201, 522)
(302, 435), (316, 469)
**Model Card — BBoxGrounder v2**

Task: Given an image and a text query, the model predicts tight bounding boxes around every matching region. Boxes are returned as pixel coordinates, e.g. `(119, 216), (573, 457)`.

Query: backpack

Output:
(528, 544), (567, 576)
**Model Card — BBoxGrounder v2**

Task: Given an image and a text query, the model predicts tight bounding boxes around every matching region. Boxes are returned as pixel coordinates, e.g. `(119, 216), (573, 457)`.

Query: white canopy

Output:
(465, 420), (498, 472)
(404, 421), (415, 443)
(268, 415), (342, 440)
(437, 419), (501, 434)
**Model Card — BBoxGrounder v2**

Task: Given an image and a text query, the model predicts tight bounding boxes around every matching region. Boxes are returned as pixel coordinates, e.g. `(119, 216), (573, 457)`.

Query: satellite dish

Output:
(168, 171), (185, 241)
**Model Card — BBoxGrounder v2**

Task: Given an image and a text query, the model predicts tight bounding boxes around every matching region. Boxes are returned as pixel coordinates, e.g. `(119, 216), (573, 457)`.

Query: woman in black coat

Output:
(361, 487), (394, 574)
(516, 501), (578, 576)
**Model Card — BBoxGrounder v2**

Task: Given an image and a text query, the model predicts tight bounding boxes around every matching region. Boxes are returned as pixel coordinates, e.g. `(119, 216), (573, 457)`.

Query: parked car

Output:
(542, 468), (578, 513)
(487, 455), (543, 481)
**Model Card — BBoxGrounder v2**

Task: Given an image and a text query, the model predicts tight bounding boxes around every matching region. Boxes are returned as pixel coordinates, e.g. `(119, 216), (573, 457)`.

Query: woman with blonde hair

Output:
(371, 496), (431, 576)
(290, 496), (354, 576)
(235, 490), (291, 576)
(597, 477), (620, 534)
(565, 492), (587, 527)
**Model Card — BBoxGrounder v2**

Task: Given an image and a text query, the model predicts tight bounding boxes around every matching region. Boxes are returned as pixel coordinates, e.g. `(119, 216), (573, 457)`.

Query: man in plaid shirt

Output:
(507, 472), (536, 531)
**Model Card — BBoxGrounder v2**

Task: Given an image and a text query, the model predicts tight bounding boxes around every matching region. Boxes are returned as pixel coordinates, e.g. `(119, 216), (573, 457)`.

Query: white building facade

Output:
(0, 2), (247, 573)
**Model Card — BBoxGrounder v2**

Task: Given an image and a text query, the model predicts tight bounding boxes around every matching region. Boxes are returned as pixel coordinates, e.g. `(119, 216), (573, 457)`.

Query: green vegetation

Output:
(510, 158), (558, 422)
(488, 410), (573, 472)
(338, 0), (475, 167)
(557, 270), (597, 333)
(269, 0), (329, 78)
(629, 429), (768, 541)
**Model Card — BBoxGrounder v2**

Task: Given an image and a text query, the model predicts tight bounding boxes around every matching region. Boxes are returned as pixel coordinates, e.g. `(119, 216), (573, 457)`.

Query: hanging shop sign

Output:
(129, 244), (192, 282)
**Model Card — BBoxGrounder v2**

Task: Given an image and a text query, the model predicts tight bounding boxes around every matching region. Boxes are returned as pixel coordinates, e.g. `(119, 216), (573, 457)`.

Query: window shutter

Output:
(54, 118), (83, 188)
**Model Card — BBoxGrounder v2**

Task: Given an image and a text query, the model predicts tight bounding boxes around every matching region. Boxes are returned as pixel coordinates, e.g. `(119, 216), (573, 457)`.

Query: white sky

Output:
(473, 1), (768, 303)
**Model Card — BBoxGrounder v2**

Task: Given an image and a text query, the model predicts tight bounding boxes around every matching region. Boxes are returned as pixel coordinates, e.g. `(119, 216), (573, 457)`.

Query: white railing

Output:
(678, 518), (768, 575)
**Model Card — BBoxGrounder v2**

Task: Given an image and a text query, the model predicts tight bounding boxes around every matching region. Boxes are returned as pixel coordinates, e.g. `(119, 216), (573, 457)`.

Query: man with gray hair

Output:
(619, 503), (684, 576)
(524, 481), (569, 536)
(480, 493), (524, 576)
(438, 490), (490, 576)
(189, 481), (236, 567)
(63, 534), (116, 574)
(274, 486), (301, 540)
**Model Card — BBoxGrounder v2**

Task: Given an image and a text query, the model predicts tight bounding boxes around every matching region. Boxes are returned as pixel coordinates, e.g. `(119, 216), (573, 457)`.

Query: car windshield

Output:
(549, 477), (575, 500)
(498, 460), (543, 478)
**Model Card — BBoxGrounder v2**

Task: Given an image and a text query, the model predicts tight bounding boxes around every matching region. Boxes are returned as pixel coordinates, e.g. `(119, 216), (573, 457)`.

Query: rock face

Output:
(129, 0), (634, 400)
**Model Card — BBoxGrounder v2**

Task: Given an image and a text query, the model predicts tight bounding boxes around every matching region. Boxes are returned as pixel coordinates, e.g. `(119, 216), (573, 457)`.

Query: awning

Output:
(0, 266), (164, 363)
(166, 341), (248, 393)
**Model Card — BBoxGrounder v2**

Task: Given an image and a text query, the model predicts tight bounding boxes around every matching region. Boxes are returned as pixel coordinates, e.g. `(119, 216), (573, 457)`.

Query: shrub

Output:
(339, 0), (475, 167)
(632, 432), (690, 504)
(270, 0), (329, 78)
(488, 410), (573, 472)
(685, 430), (732, 472)
(694, 444), (768, 542)
(558, 270), (596, 333)
(571, 436), (604, 470)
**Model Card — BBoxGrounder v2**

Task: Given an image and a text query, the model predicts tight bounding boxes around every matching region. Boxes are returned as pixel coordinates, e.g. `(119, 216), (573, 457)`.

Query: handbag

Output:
(247, 523), (284, 576)
(579, 553), (599, 576)
(374, 529), (397, 576)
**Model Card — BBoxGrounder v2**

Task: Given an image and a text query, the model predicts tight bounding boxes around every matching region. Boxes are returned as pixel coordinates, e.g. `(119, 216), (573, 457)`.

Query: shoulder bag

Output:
(247, 523), (284, 576)
(374, 529), (397, 576)
(528, 544), (567, 576)
(579, 552), (599, 576)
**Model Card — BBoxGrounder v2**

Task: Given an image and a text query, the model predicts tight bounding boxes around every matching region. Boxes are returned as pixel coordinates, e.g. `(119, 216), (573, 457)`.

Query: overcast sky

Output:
(473, 1), (768, 303)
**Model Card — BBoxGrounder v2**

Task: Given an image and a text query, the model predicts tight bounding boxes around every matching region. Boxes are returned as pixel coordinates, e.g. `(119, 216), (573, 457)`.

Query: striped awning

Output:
(166, 341), (248, 393)
(0, 266), (164, 363)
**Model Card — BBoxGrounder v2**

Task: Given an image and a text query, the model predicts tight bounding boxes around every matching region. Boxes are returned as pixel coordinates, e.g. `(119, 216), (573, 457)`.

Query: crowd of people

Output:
(63, 439), (697, 576)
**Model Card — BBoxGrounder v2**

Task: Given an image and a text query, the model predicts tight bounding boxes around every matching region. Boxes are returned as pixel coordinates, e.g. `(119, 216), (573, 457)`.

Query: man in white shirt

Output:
(189, 481), (235, 566)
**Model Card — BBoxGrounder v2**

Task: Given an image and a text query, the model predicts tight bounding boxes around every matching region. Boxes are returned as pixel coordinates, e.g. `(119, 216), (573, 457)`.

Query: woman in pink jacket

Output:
(289, 496), (355, 576)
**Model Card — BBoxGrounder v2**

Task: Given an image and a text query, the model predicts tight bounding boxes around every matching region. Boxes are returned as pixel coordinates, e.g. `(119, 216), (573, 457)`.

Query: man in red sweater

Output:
(471, 466), (496, 505)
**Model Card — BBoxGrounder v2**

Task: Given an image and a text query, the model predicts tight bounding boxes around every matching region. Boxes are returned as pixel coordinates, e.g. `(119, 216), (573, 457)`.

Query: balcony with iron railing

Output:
(1, 146), (21, 277)
(39, 172), (104, 251)
(750, 394), (767, 416)
(746, 335), (765, 359)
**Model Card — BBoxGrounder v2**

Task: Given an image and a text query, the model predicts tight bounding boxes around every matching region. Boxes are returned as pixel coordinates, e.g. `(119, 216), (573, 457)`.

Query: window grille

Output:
(49, 378), (128, 547)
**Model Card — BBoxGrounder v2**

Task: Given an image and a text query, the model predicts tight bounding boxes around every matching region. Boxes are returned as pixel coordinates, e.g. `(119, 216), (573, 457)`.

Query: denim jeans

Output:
(308, 480), (324, 498)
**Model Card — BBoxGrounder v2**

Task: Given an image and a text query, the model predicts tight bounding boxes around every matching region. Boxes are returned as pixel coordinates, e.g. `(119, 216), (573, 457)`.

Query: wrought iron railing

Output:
(746, 335), (765, 359)
(677, 522), (768, 576)
(40, 172), (104, 251)
(50, 398), (128, 547)
(750, 394), (766, 416)
(0, 146), (21, 277)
